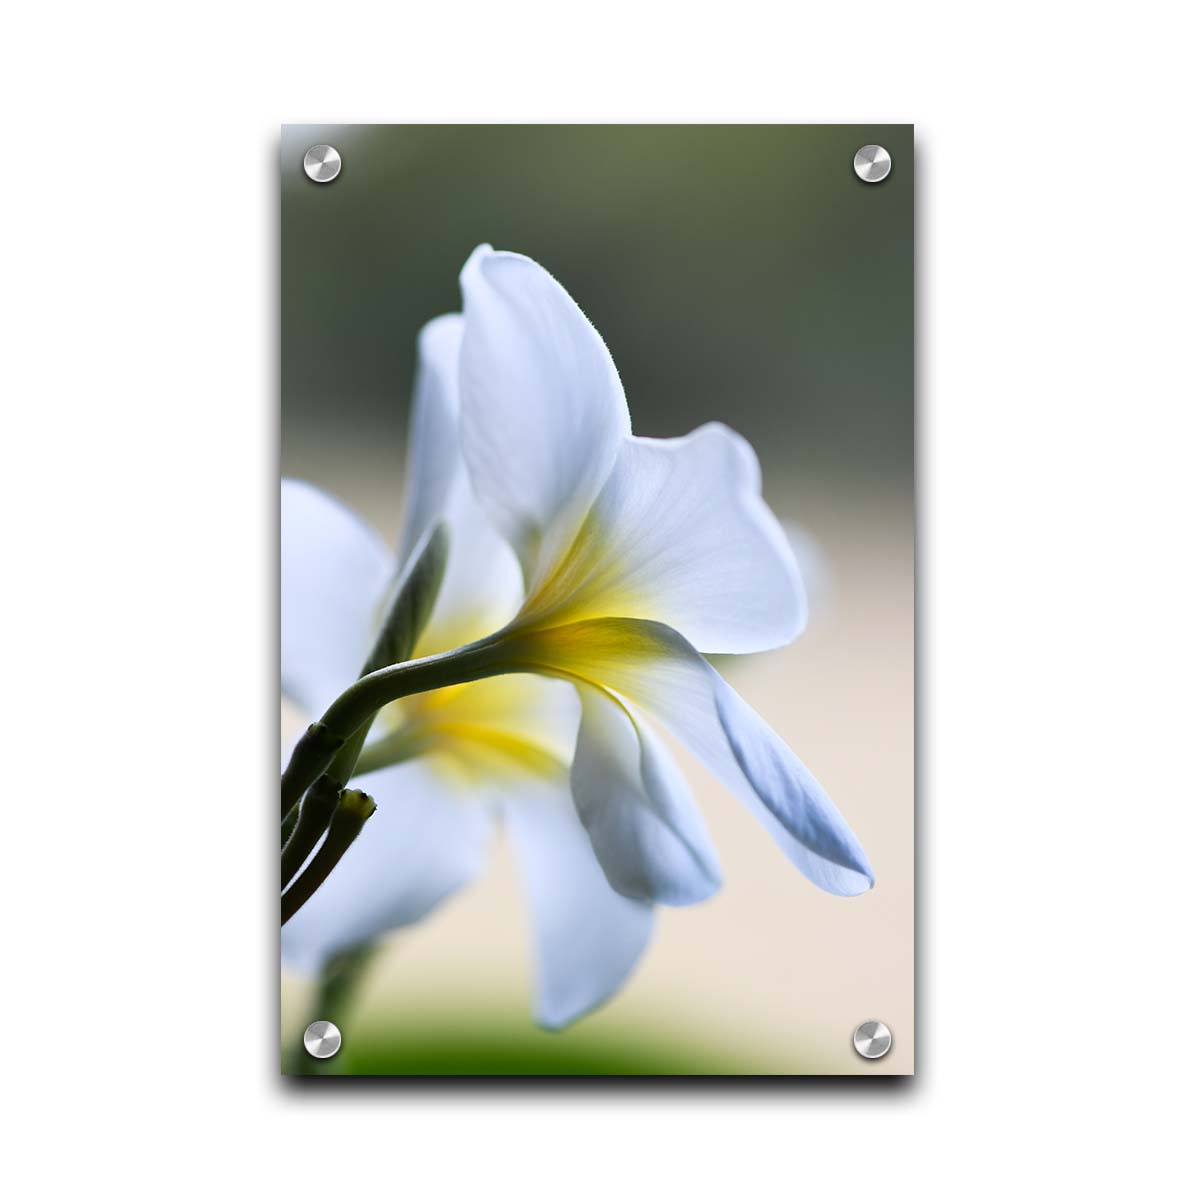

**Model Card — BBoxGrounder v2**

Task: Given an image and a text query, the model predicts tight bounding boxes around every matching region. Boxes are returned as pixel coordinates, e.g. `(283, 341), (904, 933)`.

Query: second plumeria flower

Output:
(445, 244), (874, 902)
(281, 245), (873, 1024)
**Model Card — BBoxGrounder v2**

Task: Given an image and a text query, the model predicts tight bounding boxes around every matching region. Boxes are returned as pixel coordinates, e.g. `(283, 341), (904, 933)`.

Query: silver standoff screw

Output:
(853, 144), (892, 184)
(852, 1019), (893, 1060)
(303, 144), (342, 184)
(303, 1019), (342, 1060)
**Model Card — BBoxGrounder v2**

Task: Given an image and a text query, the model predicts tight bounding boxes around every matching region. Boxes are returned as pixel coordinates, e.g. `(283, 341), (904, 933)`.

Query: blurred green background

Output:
(282, 124), (912, 503)
(281, 125), (913, 1076)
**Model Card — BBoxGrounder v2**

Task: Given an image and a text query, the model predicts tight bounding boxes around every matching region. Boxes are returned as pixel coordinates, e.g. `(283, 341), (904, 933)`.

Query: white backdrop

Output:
(2, 3), (1195, 1196)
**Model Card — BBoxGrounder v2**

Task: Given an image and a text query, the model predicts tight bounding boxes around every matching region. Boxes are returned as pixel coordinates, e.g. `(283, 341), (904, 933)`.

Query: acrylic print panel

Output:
(280, 124), (914, 1076)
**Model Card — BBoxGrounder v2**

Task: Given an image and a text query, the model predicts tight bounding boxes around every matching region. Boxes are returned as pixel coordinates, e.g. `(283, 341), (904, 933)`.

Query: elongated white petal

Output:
(503, 775), (654, 1029)
(389, 309), (525, 649)
(281, 759), (493, 975)
(397, 314), (464, 570)
(281, 479), (395, 717)
(509, 618), (874, 896)
(459, 246), (631, 586)
(517, 424), (805, 653)
(571, 684), (721, 905)
(415, 481), (525, 656)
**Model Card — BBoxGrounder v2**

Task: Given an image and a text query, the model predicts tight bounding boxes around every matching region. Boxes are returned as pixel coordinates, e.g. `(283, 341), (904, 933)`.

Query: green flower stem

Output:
(348, 726), (432, 778)
(280, 802), (299, 849)
(281, 775), (341, 891)
(282, 789), (377, 926)
(280, 635), (516, 822)
(325, 722), (373, 791)
(320, 523), (451, 793)
(280, 723), (345, 819)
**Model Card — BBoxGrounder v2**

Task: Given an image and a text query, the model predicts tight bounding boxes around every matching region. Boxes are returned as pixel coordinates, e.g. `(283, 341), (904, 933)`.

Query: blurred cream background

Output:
(281, 125), (913, 1074)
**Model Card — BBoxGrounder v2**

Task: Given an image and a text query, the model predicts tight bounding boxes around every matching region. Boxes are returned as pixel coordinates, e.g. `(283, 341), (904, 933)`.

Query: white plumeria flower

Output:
(281, 246), (873, 1029)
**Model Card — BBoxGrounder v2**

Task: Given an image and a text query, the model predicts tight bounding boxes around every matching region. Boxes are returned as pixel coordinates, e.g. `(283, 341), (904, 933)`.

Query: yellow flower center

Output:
(369, 610), (569, 785)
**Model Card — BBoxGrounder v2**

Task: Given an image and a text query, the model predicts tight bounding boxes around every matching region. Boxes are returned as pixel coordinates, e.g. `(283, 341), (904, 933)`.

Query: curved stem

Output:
(282, 789), (377, 925)
(324, 721), (373, 791)
(322, 522), (451, 793)
(280, 723), (344, 819)
(280, 802), (299, 849)
(349, 726), (432, 778)
(280, 634), (516, 821)
(281, 775), (341, 891)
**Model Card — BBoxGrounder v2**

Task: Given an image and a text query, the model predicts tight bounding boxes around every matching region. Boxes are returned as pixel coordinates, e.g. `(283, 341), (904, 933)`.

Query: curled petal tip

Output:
(457, 243), (495, 291)
(841, 860), (876, 897)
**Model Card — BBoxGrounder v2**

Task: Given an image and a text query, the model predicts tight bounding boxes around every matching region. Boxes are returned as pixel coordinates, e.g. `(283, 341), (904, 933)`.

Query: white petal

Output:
(281, 479), (395, 717)
(517, 423), (805, 654)
(509, 618), (874, 896)
(458, 246), (631, 586)
(281, 759), (492, 975)
(416, 481), (525, 655)
(391, 310), (526, 647)
(571, 684), (721, 905)
(503, 775), (654, 1029)
(397, 314), (465, 570)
